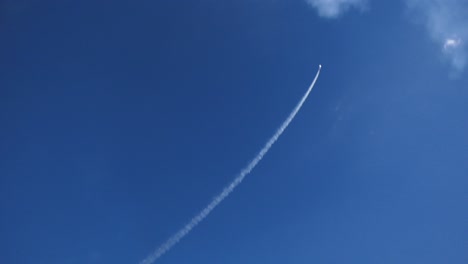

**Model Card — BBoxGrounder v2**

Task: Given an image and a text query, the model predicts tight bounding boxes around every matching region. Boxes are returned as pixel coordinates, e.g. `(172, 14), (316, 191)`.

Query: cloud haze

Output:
(405, 0), (468, 73)
(306, 0), (367, 18)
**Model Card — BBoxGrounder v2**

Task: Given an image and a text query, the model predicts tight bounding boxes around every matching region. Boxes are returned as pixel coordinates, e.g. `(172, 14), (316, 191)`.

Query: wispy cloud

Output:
(405, 0), (468, 74)
(306, 0), (367, 18)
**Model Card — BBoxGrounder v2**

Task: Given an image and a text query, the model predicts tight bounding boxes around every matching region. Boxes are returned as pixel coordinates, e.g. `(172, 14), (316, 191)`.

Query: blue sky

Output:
(1, 0), (467, 264)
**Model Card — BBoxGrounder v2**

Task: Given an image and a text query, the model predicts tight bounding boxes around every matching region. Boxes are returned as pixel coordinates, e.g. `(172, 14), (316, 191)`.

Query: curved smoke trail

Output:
(140, 65), (322, 264)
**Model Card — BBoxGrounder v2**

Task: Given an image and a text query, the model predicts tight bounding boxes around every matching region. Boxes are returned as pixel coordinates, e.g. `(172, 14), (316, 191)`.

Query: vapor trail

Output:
(139, 65), (322, 264)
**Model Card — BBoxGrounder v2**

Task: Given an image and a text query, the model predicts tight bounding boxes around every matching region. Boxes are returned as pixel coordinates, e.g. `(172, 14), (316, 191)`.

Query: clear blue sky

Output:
(1, 0), (467, 263)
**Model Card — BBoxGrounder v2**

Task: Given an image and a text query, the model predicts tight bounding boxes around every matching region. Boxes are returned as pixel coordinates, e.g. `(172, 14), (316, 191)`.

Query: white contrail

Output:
(139, 65), (322, 264)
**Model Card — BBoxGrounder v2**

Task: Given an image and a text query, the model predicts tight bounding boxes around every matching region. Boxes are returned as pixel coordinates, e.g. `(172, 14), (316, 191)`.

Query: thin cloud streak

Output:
(139, 65), (322, 264)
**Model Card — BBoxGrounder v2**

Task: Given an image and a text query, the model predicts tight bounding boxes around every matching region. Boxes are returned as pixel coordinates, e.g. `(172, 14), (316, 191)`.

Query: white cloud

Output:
(405, 0), (468, 74)
(306, 0), (367, 18)
(443, 38), (461, 50)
